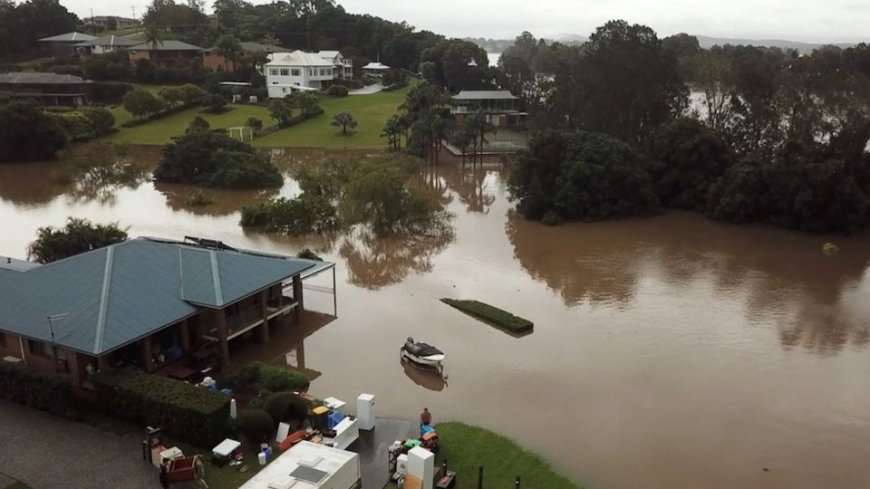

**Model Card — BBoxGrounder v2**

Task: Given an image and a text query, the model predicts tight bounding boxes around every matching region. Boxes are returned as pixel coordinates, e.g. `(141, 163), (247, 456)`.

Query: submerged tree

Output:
(28, 217), (128, 263)
(0, 101), (67, 161)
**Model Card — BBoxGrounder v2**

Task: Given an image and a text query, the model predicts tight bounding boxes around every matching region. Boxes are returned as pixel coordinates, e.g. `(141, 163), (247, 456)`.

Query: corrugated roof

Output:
(0, 238), (317, 355)
(38, 32), (98, 42)
(129, 40), (203, 51)
(76, 35), (139, 48)
(362, 62), (390, 70)
(266, 50), (334, 67)
(453, 90), (518, 100)
(0, 72), (90, 85)
(0, 256), (41, 272)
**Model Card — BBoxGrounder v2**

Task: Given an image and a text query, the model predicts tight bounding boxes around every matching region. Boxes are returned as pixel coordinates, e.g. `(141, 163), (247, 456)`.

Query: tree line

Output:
(506, 22), (870, 234)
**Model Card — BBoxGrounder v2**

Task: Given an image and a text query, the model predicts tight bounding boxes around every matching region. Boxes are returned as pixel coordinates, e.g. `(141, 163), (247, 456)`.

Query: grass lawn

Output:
(385, 422), (580, 489)
(101, 87), (407, 148)
(253, 87), (409, 149)
(106, 104), (272, 144)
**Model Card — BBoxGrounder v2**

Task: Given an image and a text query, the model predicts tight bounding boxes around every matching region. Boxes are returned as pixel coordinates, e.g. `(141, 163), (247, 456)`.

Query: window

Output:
(291, 68), (300, 76)
(282, 88), (288, 93)
(310, 68), (314, 76)
(280, 68), (289, 76)
(319, 68), (326, 76)
(327, 68), (332, 76)
(28, 339), (52, 357)
(269, 69), (278, 76)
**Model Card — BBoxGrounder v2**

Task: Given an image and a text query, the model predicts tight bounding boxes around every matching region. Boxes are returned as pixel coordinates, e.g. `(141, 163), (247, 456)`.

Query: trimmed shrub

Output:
(237, 408), (275, 443)
(263, 392), (310, 423)
(50, 112), (96, 141)
(80, 106), (116, 135)
(441, 298), (534, 334)
(90, 82), (134, 104)
(236, 361), (309, 392)
(93, 367), (230, 446)
(344, 79), (364, 90)
(326, 84), (349, 97)
(0, 362), (77, 418)
(208, 150), (283, 189)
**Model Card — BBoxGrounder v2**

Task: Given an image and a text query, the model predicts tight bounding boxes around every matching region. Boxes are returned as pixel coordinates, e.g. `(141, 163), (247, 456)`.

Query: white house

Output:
(265, 50), (338, 98)
(317, 50), (353, 80)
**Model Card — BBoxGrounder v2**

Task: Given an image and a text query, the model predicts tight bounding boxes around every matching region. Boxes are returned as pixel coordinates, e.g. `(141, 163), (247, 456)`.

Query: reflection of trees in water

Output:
(508, 209), (870, 353)
(422, 164), (497, 214)
(340, 219), (455, 290)
(62, 152), (150, 205)
(158, 182), (280, 217)
(0, 161), (63, 205)
(506, 211), (642, 307)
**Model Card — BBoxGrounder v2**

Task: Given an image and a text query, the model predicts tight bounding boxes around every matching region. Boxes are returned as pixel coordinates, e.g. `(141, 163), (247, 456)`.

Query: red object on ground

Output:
(278, 429), (308, 452)
(166, 455), (200, 483)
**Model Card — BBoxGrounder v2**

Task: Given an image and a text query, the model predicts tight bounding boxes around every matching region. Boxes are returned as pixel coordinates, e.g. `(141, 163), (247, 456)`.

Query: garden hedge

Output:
(93, 367), (230, 447)
(0, 362), (77, 418)
(236, 361), (309, 392)
(441, 298), (534, 334)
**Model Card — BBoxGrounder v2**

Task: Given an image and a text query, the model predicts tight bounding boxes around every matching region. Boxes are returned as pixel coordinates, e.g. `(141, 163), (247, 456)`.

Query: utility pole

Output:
(47, 313), (69, 374)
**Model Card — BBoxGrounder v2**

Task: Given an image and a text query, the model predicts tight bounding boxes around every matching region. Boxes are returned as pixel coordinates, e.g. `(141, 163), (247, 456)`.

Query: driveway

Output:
(0, 400), (156, 489)
(348, 83), (384, 95)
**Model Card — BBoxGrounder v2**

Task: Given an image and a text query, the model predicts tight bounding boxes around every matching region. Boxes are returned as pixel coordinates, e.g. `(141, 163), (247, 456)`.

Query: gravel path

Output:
(0, 400), (156, 489)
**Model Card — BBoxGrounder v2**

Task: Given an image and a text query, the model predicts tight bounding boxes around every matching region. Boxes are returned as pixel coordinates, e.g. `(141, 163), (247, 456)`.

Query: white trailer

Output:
(238, 441), (361, 489)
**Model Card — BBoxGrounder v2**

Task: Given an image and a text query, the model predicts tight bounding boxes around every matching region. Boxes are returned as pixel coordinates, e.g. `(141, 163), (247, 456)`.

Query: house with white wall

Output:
(317, 50), (353, 80)
(265, 50), (336, 98)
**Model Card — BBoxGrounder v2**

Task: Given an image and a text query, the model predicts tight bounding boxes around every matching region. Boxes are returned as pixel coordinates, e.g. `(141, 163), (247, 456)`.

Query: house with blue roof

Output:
(0, 237), (332, 388)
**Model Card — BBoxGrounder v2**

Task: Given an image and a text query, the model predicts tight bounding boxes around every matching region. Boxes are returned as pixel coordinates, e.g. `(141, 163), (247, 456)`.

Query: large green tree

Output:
(27, 217), (128, 263)
(573, 20), (687, 141)
(0, 101), (67, 161)
(155, 129), (282, 188)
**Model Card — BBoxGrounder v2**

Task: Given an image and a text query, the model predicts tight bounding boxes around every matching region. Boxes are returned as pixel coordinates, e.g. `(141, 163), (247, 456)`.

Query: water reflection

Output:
(401, 360), (447, 392)
(157, 182), (280, 217)
(340, 223), (455, 290)
(507, 208), (870, 352)
(0, 161), (66, 205)
(422, 163), (499, 214)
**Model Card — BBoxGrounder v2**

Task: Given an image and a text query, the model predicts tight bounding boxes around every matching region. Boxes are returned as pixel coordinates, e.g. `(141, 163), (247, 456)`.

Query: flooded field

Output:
(1, 146), (870, 488)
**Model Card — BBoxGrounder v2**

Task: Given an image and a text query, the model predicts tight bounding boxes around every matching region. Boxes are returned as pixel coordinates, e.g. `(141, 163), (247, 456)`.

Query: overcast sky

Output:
(67, 0), (870, 43)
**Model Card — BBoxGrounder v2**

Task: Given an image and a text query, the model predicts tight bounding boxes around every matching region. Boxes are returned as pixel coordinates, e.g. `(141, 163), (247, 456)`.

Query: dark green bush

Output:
(326, 84), (349, 97)
(237, 408), (275, 443)
(259, 365), (309, 392)
(344, 79), (364, 90)
(80, 107), (116, 136)
(240, 194), (339, 235)
(238, 362), (263, 385)
(93, 367), (230, 447)
(90, 82), (134, 104)
(441, 298), (534, 333)
(263, 392), (310, 423)
(208, 150), (283, 189)
(0, 362), (77, 418)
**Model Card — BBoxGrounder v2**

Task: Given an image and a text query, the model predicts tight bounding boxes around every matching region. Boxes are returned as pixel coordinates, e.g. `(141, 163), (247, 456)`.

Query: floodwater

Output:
(2, 145), (870, 489)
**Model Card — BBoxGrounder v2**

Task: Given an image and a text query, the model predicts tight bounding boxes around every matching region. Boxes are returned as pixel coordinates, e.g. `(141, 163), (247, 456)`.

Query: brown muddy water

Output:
(2, 145), (870, 489)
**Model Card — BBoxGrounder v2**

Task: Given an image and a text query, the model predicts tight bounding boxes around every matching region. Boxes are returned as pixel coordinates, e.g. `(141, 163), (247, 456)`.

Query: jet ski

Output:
(401, 337), (445, 372)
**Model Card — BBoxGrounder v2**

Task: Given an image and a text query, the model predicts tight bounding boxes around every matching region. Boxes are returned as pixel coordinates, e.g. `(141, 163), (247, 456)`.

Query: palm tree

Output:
(143, 24), (163, 50)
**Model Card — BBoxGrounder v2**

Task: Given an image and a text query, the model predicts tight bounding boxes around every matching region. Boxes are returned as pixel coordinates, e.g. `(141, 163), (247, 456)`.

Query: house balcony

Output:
(202, 296), (298, 342)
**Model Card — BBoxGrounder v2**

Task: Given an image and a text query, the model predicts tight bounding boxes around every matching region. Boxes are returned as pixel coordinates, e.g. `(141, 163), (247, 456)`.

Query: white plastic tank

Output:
(356, 393), (375, 430)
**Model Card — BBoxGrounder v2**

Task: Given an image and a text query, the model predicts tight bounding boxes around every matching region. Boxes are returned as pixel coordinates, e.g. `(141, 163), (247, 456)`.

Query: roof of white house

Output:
(317, 50), (343, 60)
(238, 441), (359, 489)
(453, 90), (519, 101)
(362, 61), (390, 70)
(266, 50), (334, 67)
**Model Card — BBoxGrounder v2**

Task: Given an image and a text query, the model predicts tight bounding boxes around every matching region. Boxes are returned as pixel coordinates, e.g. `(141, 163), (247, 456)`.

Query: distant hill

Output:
(694, 35), (854, 53)
(468, 34), (857, 55)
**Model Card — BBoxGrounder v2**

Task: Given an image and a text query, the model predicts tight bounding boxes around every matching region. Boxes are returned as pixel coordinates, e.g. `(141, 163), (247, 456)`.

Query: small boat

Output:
(401, 337), (445, 373)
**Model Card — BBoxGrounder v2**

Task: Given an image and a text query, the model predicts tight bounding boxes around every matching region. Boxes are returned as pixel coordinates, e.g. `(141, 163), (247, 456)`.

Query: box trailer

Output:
(239, 440), (361, 489)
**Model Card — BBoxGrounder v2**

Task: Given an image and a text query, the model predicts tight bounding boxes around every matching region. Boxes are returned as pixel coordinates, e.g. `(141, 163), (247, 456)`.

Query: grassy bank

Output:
(255, 87), (407, 148)
(441, 299), (534, 334)
(385, 422), (580, 489)
(102, 87), (407, 148)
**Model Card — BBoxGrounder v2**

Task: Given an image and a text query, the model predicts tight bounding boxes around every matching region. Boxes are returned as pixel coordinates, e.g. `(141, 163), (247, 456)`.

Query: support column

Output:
(18, 336), (27, 366)
(67, 351), (82, 386)
(139, 336), (153, 372)
(180, 319), (191, 352)
(97, 354), (109, 372)
(215, 309), (229, 368)
(292, 276), (304, 322)
(258, 290), (270, 343)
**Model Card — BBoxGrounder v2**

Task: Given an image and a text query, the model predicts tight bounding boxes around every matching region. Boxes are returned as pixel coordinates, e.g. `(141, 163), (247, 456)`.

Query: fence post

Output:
(515, 476), (521, 488)
(477, 465), (483, 489)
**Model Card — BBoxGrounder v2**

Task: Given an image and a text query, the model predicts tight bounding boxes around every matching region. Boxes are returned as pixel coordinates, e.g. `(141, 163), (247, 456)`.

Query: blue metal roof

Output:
(0, 238), (316, 355)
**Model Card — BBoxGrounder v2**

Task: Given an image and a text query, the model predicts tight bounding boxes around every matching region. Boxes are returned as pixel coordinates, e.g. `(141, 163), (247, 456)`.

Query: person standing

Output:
(159, 460), (170, 489)
(420, 407), (432, 427)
